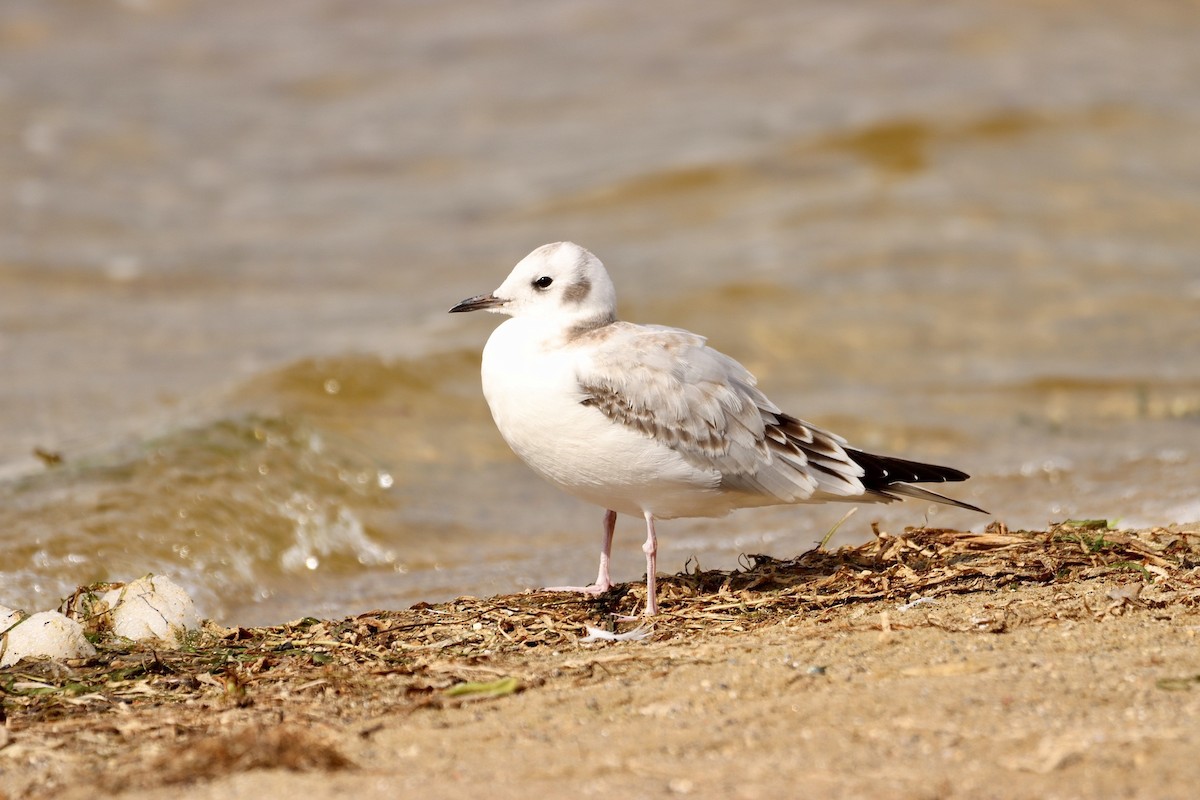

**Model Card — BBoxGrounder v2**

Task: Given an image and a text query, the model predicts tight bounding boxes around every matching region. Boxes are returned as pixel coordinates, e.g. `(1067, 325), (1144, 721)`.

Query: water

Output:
(2, 1), (1198, 624)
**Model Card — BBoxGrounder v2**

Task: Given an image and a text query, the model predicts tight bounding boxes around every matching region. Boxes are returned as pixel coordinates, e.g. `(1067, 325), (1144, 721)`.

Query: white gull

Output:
(450, 242), (985, 616)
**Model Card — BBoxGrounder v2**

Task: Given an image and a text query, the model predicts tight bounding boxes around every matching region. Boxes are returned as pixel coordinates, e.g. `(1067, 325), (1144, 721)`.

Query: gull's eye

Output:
(533, 276), (553, 290)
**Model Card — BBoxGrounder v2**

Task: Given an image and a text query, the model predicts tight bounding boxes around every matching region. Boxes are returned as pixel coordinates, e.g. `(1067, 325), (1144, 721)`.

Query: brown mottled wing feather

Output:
(575, 323), (868, 503)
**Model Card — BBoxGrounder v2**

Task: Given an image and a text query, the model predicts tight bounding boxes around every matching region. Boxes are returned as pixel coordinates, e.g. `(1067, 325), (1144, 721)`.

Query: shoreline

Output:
(3, 524), (1199, 799)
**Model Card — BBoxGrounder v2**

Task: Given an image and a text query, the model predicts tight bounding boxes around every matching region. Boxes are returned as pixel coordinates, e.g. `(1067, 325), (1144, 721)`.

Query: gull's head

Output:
(449, 242), (617, 330)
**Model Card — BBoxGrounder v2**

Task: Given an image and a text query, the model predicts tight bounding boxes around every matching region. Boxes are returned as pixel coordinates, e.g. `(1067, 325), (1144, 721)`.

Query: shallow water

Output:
(2, 1), (1198, 624)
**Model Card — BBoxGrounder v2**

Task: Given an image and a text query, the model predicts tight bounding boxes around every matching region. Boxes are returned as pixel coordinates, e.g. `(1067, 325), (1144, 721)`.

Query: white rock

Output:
(0, 610), (97, 667)
(0, 605), (19, 630)
(100, 575), (202, 644)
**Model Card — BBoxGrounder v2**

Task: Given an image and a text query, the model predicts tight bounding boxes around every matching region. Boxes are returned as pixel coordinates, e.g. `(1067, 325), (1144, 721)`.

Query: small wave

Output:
(0, 415), (399, 621)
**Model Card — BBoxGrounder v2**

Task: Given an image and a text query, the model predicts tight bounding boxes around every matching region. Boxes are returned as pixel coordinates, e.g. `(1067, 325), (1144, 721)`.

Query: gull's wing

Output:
(574, 322), (868, 503)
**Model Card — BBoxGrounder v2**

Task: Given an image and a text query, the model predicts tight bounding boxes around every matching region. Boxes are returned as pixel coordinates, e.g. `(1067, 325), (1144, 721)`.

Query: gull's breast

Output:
(480, 319), (725, 518)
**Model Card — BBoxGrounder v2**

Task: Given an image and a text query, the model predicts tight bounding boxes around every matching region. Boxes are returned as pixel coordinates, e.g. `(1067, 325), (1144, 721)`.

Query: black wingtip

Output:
(848, 449), (970, 485)
(888, 484), (989, 513)
(849, 449), (987, 513)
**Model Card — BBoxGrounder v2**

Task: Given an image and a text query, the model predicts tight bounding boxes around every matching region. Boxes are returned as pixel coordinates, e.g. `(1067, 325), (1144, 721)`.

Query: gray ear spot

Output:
(563, 276), (592, 304)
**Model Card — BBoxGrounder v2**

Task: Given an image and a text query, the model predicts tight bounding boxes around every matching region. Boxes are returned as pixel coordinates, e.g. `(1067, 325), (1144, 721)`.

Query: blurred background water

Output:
(1, 0), (1197, 624)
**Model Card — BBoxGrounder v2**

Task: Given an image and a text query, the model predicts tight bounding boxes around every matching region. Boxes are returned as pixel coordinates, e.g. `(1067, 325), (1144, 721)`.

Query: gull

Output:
(450, 242), (985, 616)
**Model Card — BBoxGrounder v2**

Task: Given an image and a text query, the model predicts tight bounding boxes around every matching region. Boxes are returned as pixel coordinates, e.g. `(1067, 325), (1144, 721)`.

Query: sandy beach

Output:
(4, 523), (1199, 800)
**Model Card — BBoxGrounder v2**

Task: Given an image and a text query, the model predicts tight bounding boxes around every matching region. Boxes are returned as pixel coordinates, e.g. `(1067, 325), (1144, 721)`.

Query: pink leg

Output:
(641, 511), (659, 616)
(543, 509), (617, 595)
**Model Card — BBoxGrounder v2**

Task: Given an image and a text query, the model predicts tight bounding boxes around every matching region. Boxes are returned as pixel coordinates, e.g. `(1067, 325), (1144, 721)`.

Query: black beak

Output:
(449, 293), (505, 313)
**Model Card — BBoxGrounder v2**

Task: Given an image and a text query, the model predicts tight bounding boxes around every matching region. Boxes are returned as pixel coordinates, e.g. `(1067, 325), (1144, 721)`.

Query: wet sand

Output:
(3, 524), (1199, 799)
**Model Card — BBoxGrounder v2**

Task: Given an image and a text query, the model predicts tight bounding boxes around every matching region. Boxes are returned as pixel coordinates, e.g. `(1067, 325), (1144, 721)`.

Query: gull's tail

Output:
(847, 449), (988, 514)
